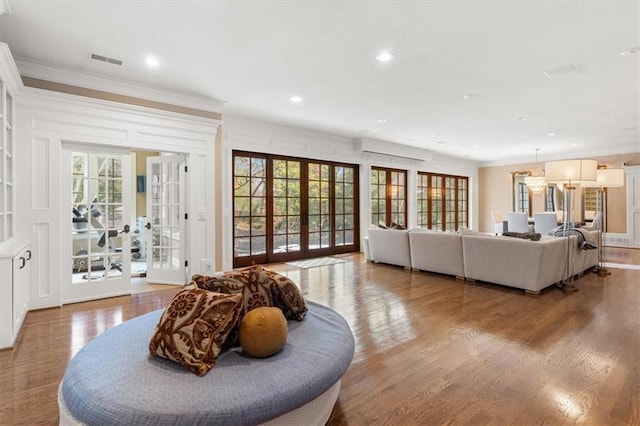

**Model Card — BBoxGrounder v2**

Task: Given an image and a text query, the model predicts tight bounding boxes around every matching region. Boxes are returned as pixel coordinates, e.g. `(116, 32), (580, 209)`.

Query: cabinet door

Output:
(12, 246), (31, 336)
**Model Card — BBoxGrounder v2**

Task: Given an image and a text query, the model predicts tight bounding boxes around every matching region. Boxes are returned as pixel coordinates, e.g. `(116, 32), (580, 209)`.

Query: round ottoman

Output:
(58, 301), (354, 425)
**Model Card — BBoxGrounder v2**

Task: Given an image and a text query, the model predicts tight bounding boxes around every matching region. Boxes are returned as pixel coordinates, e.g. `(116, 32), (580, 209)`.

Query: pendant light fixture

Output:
(524, 148), (546, 193)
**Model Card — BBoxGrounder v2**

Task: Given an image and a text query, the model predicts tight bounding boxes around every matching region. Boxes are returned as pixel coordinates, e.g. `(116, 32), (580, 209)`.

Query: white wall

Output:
(17, 88), (220, 309)
(221, 115), (479, 270)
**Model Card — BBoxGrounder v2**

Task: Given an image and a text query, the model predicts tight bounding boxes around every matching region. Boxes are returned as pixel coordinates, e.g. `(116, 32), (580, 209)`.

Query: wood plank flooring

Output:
(1, 248), (639, 425)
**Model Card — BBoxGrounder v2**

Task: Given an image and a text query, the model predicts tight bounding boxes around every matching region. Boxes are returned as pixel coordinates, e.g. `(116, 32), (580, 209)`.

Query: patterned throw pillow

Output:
(193, 268), (273, 316)
(193, 265), (308, 321)
(261, 268), (308, 321)
(148, 284), (243, 376)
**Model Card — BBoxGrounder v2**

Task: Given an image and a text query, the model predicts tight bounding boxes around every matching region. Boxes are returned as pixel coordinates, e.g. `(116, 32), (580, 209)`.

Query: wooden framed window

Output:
(371, 167), (407, 227)
(417, 172), (468, 231)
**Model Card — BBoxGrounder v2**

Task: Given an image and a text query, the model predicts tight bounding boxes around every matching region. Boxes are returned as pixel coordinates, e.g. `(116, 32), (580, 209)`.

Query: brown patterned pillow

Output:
(192, 265), (307, 321)
(148, 284), (242, 376)
(261, 268), (308, 321)
(193, 267), (273, 316)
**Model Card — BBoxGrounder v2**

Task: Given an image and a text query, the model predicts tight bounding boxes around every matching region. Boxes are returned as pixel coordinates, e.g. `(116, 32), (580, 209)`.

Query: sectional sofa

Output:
(365, 228), (598, 294)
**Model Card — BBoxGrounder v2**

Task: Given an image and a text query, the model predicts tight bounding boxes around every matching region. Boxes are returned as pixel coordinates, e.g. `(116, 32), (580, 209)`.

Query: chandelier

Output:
(524, 175), (546, 193)
(524, 148), (546, 193)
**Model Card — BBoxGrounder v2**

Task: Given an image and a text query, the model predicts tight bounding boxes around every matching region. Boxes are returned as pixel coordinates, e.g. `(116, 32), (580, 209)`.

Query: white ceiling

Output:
(1, 1), (638, 165)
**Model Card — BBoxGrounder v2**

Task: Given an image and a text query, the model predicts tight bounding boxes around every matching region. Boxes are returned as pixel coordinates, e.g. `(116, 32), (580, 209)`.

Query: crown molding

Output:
(0, 43), (24, 93)
(14, 57), (225, 114)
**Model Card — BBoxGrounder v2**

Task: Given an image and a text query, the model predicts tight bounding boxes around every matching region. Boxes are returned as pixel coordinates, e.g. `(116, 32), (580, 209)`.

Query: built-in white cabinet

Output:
(1, 43), (21, 242)
(0, 239), (31, 349)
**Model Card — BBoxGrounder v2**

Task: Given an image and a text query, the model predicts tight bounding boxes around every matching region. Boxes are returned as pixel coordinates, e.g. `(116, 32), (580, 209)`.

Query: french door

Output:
(233, 151), (359, 267)
(145, 155), (187, 284)
(63, 146), (132, 303)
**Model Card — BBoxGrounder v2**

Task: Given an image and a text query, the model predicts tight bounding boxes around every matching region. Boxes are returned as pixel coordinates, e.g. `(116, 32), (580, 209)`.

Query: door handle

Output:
(26, 250), (32, 260)
(123, 224), (130, 233)
(19, 257), (26, 269)
(145, 222), (151, 230)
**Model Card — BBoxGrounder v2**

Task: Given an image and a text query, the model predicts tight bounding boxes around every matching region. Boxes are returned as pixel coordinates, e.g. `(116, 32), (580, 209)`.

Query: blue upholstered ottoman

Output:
(58, 301), (354, 425)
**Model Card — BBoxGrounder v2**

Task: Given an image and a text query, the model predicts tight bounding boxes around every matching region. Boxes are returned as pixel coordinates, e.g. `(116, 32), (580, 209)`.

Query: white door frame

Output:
(19, 90), (220, 310)
(61, 143), (132, 304)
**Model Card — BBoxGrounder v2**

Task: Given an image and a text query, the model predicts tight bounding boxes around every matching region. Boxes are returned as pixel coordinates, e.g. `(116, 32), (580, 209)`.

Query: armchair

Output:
(533, 212), (558, 235)
(505, 212), (529, 233)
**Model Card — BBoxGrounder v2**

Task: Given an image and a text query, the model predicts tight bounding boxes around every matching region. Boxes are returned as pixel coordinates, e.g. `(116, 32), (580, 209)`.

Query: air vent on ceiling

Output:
(90, 53), (123, 66)
(543, 63), (579, 78)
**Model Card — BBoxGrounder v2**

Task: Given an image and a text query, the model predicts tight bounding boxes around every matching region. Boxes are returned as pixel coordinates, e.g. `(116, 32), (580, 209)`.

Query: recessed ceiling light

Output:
(290, 95), (303, 103)
(145, 56), (159, 68)
(619, 47), (640, 56)
(571, 143), (577, 146)
(436, 141), (446, 144)
(547, 132), (556, 137)
(375, 51), (394, 62)
(472, 144), (479, 148)
(376, 119), (387, 123)
(462, 94), (479, 100)
(517, 117), (527, 121)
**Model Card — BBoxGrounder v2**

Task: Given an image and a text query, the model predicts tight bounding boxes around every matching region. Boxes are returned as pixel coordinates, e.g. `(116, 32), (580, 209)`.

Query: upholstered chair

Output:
(490, 211), (505, 235)
(505, 212), (529, 233)
(533, 212), (558, 235)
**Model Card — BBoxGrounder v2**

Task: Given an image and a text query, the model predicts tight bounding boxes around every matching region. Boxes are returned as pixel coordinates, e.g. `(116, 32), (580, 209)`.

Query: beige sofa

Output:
(409, 230), (465, 278)
(366, 228), (412, 269)
(366, 228), (599, 294)
(463, 232), (599, 294)
(462, 234), (567, 294)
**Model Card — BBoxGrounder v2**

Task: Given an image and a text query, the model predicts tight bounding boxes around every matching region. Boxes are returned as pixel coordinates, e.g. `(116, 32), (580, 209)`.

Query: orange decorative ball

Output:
(239, 307), (288, 358)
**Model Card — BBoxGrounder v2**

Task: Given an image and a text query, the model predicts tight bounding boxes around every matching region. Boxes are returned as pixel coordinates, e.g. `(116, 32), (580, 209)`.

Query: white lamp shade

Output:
(544, 159), (598, 184)
(582, 168), (625, 188)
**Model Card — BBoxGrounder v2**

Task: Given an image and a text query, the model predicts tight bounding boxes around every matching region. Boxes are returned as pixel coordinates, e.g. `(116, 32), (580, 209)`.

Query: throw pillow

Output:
(194, 266), (307, 321)
(503, 231), (542, 241)
(148, 284), (243, 376)
(389, 222), (406, 230)
(192, 266), (307, 346)
(458, 226), (478, 235)
(261, 268), (308, 321)
(239, 306), (288, 358)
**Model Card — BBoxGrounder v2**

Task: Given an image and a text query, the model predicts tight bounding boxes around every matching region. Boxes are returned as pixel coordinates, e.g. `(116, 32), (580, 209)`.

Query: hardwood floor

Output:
(1, 249), (639, 425)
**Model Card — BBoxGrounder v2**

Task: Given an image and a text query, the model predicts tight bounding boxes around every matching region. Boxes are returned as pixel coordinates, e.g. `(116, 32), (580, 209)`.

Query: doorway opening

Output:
(66, 147), (186, 303)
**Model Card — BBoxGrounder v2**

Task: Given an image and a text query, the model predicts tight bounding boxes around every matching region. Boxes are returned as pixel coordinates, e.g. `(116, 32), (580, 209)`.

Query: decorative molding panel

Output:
(32, 222), (52, 299)
(33, 118), (129, 140)
(31, 138), (50, 211)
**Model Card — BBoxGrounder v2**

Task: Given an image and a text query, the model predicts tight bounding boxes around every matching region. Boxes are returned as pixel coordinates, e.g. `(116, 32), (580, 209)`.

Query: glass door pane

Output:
(233, 155), (267, 260)
(308, 162), (331, 250)
(272, 159), (301, 254)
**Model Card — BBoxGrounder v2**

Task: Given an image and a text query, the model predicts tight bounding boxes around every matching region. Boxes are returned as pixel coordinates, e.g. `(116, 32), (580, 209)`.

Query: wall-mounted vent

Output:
(90, 53), (123, 66)
(355, 138), (430, 162)
(542, 63), (579, 78)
